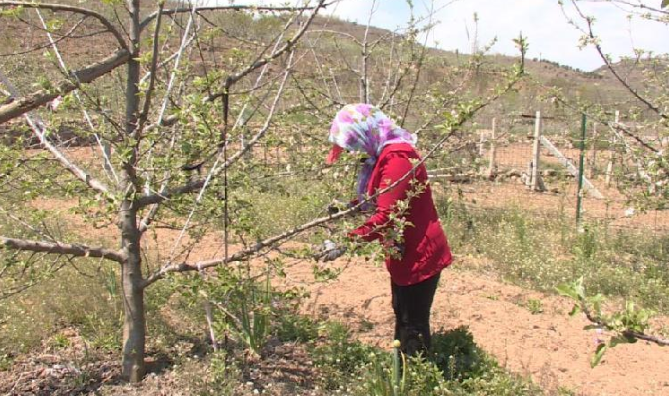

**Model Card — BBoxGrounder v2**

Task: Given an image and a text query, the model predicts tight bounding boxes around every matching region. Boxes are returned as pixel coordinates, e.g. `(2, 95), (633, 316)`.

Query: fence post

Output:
(605, 110), (619, 186)
(589, 122), (597, 179)
(576, 113), (587, 224)
(487, 117), (497, 178)
(531, 111), (542, 191)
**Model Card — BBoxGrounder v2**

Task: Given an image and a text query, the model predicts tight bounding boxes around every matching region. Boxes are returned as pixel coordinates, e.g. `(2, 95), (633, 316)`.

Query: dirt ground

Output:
(7, 147), (669, 395)
(276, 255), (669, 396)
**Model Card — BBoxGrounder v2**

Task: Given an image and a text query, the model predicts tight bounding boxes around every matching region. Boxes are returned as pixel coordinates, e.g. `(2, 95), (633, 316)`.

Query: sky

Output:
(330, 0), (669, 71)
(201, 0), (668, 72)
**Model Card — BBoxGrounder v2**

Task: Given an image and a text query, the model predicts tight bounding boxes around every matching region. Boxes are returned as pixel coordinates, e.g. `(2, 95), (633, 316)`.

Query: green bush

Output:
(431, 326), (484, 380)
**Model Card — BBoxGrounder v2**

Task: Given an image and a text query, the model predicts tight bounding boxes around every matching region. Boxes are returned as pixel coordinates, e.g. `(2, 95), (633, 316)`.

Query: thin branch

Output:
(1, 236), (125, 263)
(0, 15), (87, 57)
(577, 295), (669, 347)
(35, 8), (119, 185)
(359, 0), (377, 103)
(225, 0), (328, 87)
(568, 0), (667, 120)
(401, 2), (435, 126)
(0, 1), (128, 50)
(582, 0), (669, 16)
(0, 70), (112, 195)
(0, 48), (130, 123)
(307, 29), (361, 45)
(138, 2), (164, 131)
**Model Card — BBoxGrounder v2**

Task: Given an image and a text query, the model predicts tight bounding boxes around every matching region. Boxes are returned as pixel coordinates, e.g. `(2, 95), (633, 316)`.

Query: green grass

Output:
(0, 263), (122, 355)
(436, 194), (669, 313)
(308, 321), (543, 396)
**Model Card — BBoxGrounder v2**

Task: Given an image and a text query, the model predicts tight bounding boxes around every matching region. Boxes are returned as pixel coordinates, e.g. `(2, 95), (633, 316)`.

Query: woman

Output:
(324, 103), (453, 356)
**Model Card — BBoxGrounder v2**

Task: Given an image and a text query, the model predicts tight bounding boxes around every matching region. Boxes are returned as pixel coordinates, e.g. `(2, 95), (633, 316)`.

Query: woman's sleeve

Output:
(348, 156), (415, 242)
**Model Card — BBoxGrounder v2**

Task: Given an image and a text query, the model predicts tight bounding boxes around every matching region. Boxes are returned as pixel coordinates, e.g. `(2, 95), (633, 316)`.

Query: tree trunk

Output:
(120, 201), (145, 382)
(121, 0), (145, 382)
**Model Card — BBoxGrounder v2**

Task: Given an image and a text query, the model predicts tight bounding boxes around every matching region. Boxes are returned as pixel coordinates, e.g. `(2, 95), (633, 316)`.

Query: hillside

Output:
(0, 3), (658, 127)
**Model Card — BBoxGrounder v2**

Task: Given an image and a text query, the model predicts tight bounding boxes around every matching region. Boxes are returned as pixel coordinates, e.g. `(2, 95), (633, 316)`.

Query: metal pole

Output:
(576, 113), (587, 224)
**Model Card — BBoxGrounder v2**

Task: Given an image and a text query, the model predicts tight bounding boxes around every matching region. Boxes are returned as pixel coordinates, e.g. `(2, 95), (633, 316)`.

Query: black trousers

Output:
(391, 272), (440, 356)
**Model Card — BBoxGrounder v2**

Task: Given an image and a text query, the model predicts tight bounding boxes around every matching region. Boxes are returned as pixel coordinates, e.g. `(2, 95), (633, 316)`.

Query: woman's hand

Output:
(314, 239), (347, 262)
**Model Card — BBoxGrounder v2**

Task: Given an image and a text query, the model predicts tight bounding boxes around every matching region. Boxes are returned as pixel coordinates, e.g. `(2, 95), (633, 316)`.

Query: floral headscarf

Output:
(327, 103), (417, 202)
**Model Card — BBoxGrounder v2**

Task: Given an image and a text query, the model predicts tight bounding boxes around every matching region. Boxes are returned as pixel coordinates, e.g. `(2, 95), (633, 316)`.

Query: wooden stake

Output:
(487, 118), (497, 178)
(531, 111), (542, 191)
(589, 121), (597, 179)
(605, 110), (619, 186)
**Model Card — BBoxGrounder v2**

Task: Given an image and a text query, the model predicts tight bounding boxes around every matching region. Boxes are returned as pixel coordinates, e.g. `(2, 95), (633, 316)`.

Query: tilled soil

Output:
(277, 257), (669, 396)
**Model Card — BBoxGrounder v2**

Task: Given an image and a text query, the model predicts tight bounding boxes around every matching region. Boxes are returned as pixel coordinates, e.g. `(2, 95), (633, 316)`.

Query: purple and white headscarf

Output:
(327, 103), (417, 201)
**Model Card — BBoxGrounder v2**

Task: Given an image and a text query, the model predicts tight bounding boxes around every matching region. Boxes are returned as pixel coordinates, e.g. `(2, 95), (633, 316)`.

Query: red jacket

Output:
(349, 143), (453, 286)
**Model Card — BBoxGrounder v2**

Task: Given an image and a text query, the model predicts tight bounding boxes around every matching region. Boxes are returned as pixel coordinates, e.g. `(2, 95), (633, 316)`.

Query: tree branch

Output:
(568, 0), (667, 120)
(143, 66), (525, 287)
(150, 0), (327, 131)
(577, 295), (669, 347)
(1, 236), (125, 263)
(0, 48), (130, 123)
(138, 2), (164, 131)
(0, 1), (128, 50)
(0, 70), (112, 195)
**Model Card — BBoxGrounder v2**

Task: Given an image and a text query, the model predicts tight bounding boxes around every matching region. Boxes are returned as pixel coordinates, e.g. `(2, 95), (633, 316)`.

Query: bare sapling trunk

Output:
(120, 201), (146, 382)
(121, 0), (145, 381)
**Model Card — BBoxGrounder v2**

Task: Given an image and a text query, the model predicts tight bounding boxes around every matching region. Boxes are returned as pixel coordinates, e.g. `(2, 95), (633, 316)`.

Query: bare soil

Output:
(279, 257), (669, 396)
(5, 253), (668, 396)
(5, 147), (669, 395)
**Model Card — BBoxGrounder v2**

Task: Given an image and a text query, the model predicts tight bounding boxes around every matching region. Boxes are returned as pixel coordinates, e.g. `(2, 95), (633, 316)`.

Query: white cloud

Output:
(425, 0), (668, 70)
(194, 0), (669, 71)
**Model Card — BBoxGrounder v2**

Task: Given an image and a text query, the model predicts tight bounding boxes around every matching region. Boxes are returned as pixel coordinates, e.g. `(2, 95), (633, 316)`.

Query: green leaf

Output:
(556, 284), (578, 300)
(662, 0), (669, 8)
(609, 335), (630, 348)
(591, 343), (607, 368)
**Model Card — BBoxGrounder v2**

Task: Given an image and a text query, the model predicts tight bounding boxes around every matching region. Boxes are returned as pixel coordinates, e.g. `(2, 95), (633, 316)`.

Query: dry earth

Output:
(4, 146), (669, 395)
(277, 255), (669, 396)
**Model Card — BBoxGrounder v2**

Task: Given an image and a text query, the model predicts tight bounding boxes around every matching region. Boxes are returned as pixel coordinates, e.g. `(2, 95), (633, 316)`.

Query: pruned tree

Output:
(556, 0), (669, 205)
(0, 0), (332, 381)
(0, 0), (524, 383)
(551, 0), (669, 366)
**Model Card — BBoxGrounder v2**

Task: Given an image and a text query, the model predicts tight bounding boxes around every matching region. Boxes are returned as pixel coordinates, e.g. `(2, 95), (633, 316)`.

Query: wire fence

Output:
(225, 111), (667, 234)
(427, 112), (669, 234)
